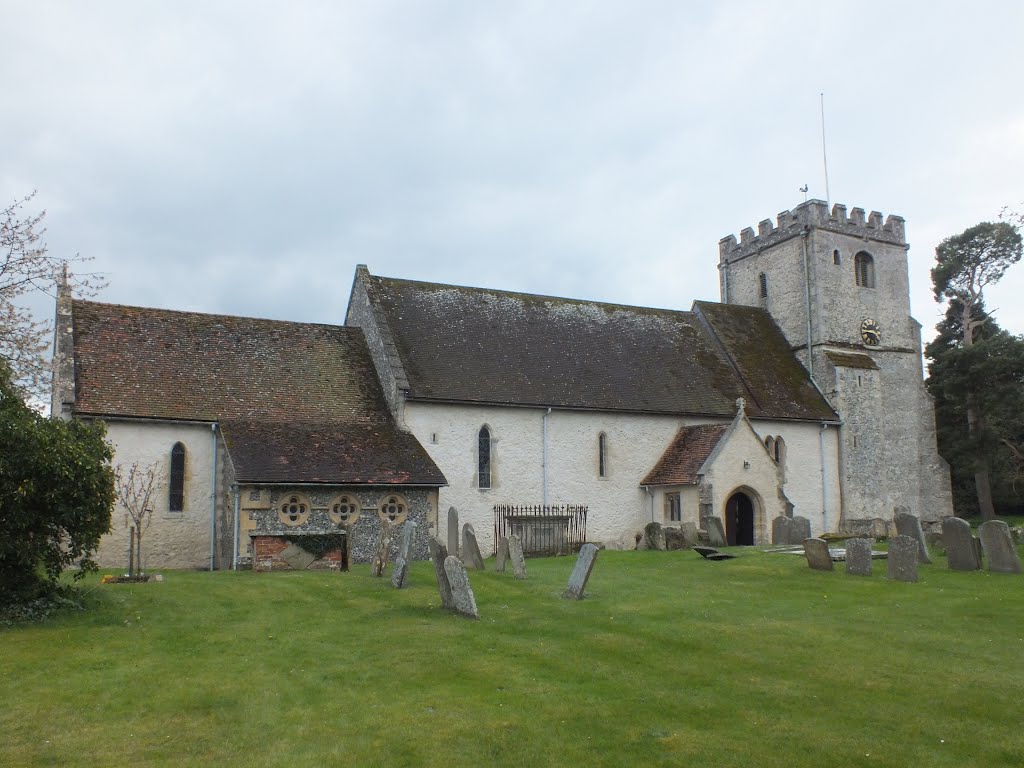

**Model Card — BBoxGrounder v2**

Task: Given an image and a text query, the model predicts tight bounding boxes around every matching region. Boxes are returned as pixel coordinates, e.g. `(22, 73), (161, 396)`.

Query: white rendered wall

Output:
(98, 420), (221, 570)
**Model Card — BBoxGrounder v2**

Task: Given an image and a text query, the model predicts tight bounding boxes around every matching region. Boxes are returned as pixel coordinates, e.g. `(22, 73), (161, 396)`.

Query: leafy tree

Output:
(930, 221), (1024, 519)
(0, 192), (103, 400)
(0, 363), (115, 605)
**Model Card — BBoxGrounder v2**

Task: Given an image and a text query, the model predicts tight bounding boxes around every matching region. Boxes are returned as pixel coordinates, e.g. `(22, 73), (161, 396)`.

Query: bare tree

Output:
(114, 462), (163, 578)
(1, 192), (104, 400)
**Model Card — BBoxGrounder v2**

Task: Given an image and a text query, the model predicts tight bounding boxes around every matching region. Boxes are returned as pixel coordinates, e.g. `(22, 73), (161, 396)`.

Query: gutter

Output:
(210, 423), (218, 571)
(232, 485), (240, 571)
(542, 407), (552, 505)
(801, 226), (814, 383)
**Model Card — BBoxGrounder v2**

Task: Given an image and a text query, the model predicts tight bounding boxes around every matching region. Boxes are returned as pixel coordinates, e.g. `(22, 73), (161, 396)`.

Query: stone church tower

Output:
(718, 200), (953, 525)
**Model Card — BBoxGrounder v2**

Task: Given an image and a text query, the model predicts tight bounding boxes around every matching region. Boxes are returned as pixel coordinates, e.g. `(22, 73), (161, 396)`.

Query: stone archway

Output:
(725, 490), (756, 546)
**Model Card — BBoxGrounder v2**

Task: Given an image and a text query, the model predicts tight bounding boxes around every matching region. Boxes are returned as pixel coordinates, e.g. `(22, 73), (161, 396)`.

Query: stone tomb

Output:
(943, 517), (981, 571)
(443, 556), (479, 619)
(428, 539), (455, 610)
(886, 535), (919, 582)
(390, 521), (418, 588)
(563, 543), (599, 600)
(844, 537), (873, 576)
(803, 538), (834, 571)
(979, 520), (1022, 574)
(495, 536), (509, 573)
(894, 511), (931, 564)
(509, 534), (528, 580)
(462, 523), (485, 570)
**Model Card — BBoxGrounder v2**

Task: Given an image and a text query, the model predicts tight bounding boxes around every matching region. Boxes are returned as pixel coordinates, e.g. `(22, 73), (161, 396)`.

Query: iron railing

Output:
(493, 504), (588, 557)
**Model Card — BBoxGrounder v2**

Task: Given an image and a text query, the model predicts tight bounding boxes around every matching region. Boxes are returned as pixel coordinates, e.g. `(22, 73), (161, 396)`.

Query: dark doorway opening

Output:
(725, 492), (755, 546)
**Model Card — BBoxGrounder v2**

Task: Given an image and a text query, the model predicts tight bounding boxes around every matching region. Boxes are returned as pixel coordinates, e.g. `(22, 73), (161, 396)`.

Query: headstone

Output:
(279, 542), (315, 570)
(462, 523), (485, 570)
(803, 538), (834, 571)
(428, 539), (455, 610)
(844, 537), (873, 576)
(925, 530), (945, 555)
(894, 511), (931, 564)
(509, 534), (527, 580)
(371, 521), (395, 577)
(772, 516), (791, 545)
(979, 520), (1022, 574)
(680, 521), (699, 546)
(563, 543), (599, 599)
(644, 522), (666, 551)
(887, 535), (919, 582)
(702, 516), (726, 547)
(664, 527), (688, 550)
(447, 507), (459, 559)
(391, 520), (418, 588)
(495, 536), (509, 573)
(442, 556), (479, 619)
(943, 517), (980, 571)
(790, 516), (812, 545)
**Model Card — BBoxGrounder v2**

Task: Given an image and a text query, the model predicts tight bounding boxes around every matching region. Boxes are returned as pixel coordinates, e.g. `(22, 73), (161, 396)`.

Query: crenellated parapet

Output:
(718, 200), (906, 264)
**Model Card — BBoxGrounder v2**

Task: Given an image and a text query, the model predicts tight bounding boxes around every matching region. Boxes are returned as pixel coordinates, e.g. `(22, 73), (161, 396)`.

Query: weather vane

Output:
(800, 184), (808, 201)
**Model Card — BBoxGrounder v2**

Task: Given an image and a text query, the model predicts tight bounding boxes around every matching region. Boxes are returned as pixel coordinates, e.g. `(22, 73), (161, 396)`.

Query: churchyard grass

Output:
(2, 548), (1023, 767)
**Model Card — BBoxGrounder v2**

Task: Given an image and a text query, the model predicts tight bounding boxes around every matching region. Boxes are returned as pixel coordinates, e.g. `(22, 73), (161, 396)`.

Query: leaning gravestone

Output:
(495, 536), (510, 573)
(563, 543), (599, 600)
(790, 516), (812, 545)
(844, 537), (873, 576)
(644, 522), (667, 551)
(702, 516), (727, 547)
(803, 538), (834, 571)
(680, 521), (699, 547)
(894, 511), (931, 564)
(391, 520), (418, 588)
(428, 539), (455, 610)
(887, 535), (919, 582)
(664, 527), (688, 550)
(772, 515), (791, 545)
(509, 534), (527, 580)
(443, 556), (479, 619)
(943, 517), (980, 571)
(979, 520), (1022, 574)
(447, 507), (459, 559)
(462, 523), (485, 570)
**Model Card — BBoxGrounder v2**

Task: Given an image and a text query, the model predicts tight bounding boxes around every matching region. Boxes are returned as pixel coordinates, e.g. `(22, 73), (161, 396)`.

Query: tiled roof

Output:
(70, 300), (444, 486)
(365, 274), (837, 421)
(640, 424), (729, 486)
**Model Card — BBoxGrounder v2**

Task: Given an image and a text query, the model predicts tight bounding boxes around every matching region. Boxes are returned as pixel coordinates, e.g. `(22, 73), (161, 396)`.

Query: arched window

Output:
(833, 249), (841, 265)
(478, 426), (491, 489)
(764, 436), (775, 457)
(854, 251), (875, 288)
(169, 442), (185, 512)
(758, 272), (768, 299)
(598, 432), (607, 478)
(774, 436), (785, 465)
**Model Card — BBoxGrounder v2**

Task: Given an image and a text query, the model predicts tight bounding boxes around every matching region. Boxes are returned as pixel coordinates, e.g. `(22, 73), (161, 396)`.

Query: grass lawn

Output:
(2, 547), (1024, 767)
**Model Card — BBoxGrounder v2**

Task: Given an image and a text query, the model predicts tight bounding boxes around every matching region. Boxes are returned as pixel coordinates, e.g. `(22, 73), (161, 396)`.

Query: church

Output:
(51, 199), (953, 570)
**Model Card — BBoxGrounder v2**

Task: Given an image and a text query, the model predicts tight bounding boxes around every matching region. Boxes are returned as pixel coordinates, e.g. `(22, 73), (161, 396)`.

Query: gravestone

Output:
(495, 536), (509, 573)
(790, 516), (812, 545)
(509, 534), (527, 580)
(680, 521), (699, 546)
(943, 517), (980, 571)
(462, 523), (485, 570)
(447, 507), (459, 559)
(702, 516), (726, 547)
(894, 511), (931, 564)
(428, 539), (455, 610)
(887, 535), (919, 582)
(772, 516), (791, 545)
(371, 521), (395, 577)
(443, 556), (479, 619)
(844, 537), (873, 576)
(644, 522), (666, 551)
(391, 520), (418, 588)
(563, 543), (599, 600)
(979, 520), (1022, 574)
(664, 527), (688, 550)
(803, 538), (833, 571)
(279, 542), (315, 571)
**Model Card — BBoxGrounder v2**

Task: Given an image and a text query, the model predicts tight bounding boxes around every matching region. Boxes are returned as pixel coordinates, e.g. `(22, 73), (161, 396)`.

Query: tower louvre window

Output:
(758, 272), (768, 298)
(854, 251), (875, 288)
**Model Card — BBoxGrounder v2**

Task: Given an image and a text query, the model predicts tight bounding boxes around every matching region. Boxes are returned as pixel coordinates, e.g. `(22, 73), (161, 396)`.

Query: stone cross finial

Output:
(736, 397), (746, 417)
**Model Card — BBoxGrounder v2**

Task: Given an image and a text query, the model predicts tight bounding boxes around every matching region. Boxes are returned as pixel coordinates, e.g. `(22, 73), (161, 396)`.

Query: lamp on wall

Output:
(743, 460), (751, 470)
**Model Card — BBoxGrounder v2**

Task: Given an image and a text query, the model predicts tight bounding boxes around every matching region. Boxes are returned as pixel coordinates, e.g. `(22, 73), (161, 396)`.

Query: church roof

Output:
(69, 300), (445, 486)
(357, 273), (837, 422)
(640, 424), (729, 486)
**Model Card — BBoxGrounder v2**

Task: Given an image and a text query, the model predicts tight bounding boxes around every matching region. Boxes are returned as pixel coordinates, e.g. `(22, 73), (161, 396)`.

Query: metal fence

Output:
(493, 504), (588, 557)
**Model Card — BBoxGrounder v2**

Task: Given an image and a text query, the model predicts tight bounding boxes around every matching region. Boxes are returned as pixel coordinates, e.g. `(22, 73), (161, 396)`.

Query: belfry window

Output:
(169, 442), (185, 512)
(758, 272), (768, 298)
(478, 426), (491, 489)
(855, 252), (875, 288)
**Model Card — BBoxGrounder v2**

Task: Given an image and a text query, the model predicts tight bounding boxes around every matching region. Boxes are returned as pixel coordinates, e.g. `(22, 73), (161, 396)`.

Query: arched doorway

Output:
(725, 491), (755, 546)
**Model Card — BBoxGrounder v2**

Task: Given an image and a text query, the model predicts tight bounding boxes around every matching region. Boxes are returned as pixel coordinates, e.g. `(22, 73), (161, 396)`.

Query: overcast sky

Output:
(4, 1), (1023, 347)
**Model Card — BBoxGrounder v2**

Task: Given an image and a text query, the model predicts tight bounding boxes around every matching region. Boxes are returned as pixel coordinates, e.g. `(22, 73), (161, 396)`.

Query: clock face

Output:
(861, 318), (881, 346)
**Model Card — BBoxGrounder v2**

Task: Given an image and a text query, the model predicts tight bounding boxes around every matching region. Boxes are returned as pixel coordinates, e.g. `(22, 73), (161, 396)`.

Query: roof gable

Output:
(641, 424), (729, 486)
